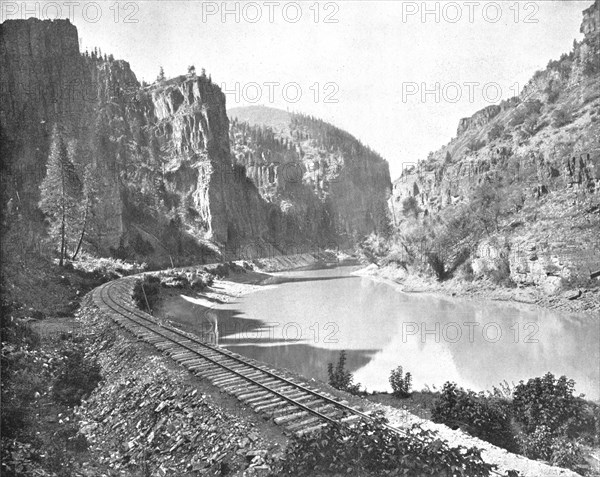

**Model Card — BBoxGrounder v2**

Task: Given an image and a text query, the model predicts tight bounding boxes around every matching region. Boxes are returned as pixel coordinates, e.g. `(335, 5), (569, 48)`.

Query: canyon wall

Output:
(0, 18), (391, 261)
(229, 106), (392, 248)
(390, 0), (600, 290)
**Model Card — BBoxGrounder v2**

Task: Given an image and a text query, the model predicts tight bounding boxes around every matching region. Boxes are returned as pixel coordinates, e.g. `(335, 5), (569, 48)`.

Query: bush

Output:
(389, 366), (412, 398)
(466, 139), (486, 153)
(190, 271), (215, 291)
(544, 81), (561, 103)
(0, 304), (41, 348)
(511, 373), (595, 474)
(512, 372), (584, 436)
(327, 350), (361, 395)
(517, 426), (588, 474)
(402, 196), (420, 218)
(431, 382), (518, 452)
(487, 123), (505, 142)
(487, 256), (515, 287)
(132, 275), (161, 312)
(0, 306), (43, 439)
(130, 233), (155, 256)
(1, 349), (46, 439)
(551, 107), (573, 128)
(520, 115), (540, 138)
(52, 345), (102, 406)
(272, 414), (510, 476)
(510, 99), (542, 127)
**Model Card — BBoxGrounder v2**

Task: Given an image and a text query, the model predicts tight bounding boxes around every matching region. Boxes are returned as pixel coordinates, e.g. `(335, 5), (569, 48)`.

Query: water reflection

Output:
(164, 266), (600, 400)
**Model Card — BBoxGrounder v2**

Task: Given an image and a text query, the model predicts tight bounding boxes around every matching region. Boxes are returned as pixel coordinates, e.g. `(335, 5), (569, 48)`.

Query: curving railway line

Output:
(93, 276), (385, 436)
(92, 274), (515, 477)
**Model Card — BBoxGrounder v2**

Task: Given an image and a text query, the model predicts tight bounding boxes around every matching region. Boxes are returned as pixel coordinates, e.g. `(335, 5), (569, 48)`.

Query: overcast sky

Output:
(6, 1), (589, 178)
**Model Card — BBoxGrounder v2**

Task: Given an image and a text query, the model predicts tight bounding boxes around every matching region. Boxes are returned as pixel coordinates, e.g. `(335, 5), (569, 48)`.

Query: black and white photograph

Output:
(1, 1), (599, 475)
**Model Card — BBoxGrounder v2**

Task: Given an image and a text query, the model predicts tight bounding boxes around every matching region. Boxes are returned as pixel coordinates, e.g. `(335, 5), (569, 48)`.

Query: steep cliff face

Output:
(0, 18), (270, 258)
(0, 19), (126, 248)
(229, 106), (392, 246)
(391, 0), (600, 290)
(1, 19), (390, 262)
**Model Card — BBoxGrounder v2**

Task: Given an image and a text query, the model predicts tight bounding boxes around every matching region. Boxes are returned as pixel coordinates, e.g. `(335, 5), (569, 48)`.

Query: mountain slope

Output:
(388, 0), (599, 295)
(0, 20), (391, 265)
(228, 106), (392, 245)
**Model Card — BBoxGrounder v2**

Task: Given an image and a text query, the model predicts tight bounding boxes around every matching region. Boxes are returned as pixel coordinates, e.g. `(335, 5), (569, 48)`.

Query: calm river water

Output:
(182, 266), (600, 400)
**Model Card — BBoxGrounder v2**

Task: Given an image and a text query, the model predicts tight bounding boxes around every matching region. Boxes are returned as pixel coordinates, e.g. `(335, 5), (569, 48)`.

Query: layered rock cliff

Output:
(0, 19), (391, 262)
(390, 0), (600, 291)
(229, 106), (392, 247)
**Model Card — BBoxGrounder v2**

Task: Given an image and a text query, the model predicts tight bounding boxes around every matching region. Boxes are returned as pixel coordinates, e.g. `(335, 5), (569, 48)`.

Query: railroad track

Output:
(92, 277), (377, 436)
(91, 275), (524, 477)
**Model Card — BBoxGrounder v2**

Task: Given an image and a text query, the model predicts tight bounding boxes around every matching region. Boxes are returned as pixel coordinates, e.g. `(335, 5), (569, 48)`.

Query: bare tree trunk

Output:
(60, 168), (66, 267)
(72, 201), (88, 261)
(60, 211), (66, 266)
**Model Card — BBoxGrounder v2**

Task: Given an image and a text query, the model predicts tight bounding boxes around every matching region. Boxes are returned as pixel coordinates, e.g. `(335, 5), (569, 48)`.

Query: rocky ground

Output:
(74, 300), (288, 476)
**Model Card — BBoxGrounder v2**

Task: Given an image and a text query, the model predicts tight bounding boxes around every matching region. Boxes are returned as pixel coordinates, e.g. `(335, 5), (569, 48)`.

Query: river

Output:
(168, 265), (600, 400)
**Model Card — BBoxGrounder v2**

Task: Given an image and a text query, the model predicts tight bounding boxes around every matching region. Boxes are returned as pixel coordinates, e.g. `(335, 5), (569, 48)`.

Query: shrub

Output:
(1, 350), (46, 439)
(520, 115), (540, 138)
(190, 271), (215, 291)
(132, 275), (161, 312)
(272, 414), (510, 476)
(544, 80), (561, 103)
(487, 123), (505, 142)
(0, 307), (43, 439)
(208, 262), (230, 278)
(431, 382), (518, 452)
(466, 139), (486, 153)
(402, 196), (420, 218)
(389, 366), (412, 398)
(52, 345), (102, 406)
(0, 306), (41, 348)
(551, 107), (573, 128)
(512, 372), (584, 436)
(510, 99), (542, 127)
(130, 233), (155, 255)
(487, 256), (515, 287)
(327, 350), (361, 395)
(517, 426), (588, 474)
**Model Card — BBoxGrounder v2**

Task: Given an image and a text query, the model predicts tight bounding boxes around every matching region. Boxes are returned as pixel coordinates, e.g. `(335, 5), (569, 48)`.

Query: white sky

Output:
(5, 1), (590, 178)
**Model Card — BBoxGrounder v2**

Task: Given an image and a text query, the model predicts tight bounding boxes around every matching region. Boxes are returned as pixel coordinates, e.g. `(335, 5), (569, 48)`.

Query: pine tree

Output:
(39, 126), (82, 266)
(157, 66), (165, 82)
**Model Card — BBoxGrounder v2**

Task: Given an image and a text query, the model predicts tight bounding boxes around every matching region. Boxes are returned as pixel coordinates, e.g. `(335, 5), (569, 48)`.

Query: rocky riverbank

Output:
(355, 263), (600, 318)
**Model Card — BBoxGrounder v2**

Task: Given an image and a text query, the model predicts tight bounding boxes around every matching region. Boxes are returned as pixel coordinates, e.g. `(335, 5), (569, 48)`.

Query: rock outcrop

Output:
(390, 0), (600, 290)
(0, 19), (391, 261)
(229, 106), (392, 246)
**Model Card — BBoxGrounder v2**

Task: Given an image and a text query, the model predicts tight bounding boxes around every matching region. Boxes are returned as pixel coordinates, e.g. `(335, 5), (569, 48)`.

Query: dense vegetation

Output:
(1, 300), (104, 476)
(328, 355), (599, 475)
(271, 414), (519, 477)
(431, 382), (519, 452)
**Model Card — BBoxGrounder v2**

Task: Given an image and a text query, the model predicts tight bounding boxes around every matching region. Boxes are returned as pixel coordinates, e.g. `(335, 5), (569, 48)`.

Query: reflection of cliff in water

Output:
(224, 344), (377, 384)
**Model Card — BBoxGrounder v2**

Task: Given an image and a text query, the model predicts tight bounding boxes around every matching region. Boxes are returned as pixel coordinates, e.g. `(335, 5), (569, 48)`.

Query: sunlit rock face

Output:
(390, 1), (600, 288)
(1, 19), (392, 257)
